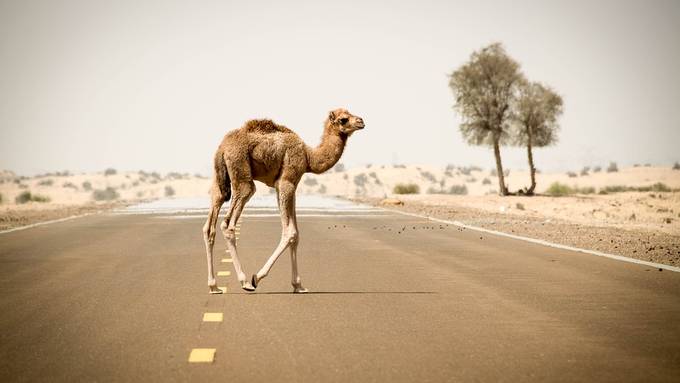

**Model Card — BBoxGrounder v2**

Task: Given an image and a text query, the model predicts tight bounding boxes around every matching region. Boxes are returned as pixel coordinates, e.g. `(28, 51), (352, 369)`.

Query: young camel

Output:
(202, 108), (365, 294)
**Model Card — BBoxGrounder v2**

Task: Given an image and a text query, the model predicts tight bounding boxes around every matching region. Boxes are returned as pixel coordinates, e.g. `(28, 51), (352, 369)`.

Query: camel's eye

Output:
(339, 118), (349, 125)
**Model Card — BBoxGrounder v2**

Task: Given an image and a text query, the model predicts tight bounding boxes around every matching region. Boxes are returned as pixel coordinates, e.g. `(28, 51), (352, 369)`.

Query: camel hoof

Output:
(251, 274), (259, 289)
(293, 285), (309, 294)
(241, 281), (255, 292)
(208, 285), (223, 294)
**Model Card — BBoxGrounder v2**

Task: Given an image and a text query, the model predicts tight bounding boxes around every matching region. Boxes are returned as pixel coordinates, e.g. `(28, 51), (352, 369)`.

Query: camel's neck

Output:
(306, 124), (347, 174)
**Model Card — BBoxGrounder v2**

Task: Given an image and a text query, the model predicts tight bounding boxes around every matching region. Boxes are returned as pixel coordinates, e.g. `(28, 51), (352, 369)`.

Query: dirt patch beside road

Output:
(356, 195), (680, 268)
(0, 202), (124, 231)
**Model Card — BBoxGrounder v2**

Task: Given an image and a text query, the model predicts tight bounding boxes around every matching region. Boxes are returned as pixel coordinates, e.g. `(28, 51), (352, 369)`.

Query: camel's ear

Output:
(328, 110), (337, 123)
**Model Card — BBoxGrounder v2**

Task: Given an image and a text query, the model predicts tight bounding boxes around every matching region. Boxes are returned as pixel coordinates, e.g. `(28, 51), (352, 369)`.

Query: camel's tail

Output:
(214, 149), (231, 202)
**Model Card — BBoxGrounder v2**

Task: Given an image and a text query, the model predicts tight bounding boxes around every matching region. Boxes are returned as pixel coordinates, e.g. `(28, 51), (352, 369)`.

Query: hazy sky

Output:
(1, 0), (679, 175)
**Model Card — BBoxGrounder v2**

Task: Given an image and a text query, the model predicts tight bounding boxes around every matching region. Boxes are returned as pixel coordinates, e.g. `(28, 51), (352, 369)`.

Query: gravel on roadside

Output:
(355, 197), (680, 268)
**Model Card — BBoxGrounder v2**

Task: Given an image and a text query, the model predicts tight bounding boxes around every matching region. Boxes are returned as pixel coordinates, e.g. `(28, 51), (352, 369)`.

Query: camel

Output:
(202, 108), (365, 294)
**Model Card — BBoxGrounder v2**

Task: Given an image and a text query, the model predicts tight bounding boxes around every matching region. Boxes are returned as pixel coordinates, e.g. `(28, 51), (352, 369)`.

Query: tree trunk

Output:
(492, 139), (508, 196)
(526, 129), (536, 195)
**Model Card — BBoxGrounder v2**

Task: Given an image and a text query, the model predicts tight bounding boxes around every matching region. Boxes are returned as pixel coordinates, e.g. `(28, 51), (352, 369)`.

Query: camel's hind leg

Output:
(203, 184), (225, 294)
(220, 162), (256, 291)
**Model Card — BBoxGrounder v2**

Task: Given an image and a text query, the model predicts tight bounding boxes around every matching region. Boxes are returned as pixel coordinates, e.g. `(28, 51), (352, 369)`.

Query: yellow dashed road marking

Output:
(217, 271), (231, 277)
(188, 348), (216, 363)
(221, 258), (233, 263)
(203, 312), (223, 322)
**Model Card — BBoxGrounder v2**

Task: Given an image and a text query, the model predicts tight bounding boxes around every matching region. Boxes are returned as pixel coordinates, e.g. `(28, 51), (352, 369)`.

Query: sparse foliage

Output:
(449, 43), (524, 195)
(82, 181), (92, 191)
(303, 177), (318, 186)
(393, 183), (419, 194)
(164, 185), (175, 197)
(92, 187), (119, 201)
(15, 191), (50, 203)
(104, 168), (117, 176)
(513, 81), (563, 195)
(333, 163), (345, 172)
(673, 162), (680, 170)
(607, 162), (619, 173)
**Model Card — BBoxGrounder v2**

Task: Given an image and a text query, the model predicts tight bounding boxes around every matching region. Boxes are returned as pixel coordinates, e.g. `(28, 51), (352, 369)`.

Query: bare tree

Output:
(514, 81), (563, 195)
(449, 43), (524, 195)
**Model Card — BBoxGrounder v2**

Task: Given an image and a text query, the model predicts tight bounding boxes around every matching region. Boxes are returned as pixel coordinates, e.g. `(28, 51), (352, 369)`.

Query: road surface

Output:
(1, 196), (679, 382)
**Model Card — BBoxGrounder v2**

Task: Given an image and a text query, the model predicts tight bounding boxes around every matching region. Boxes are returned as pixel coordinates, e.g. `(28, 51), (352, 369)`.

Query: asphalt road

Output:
(1, 197), (679, 382)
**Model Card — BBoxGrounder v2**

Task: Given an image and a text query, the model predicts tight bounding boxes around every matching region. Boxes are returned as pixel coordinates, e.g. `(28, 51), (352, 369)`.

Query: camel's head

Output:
(327, 108), (365, 136)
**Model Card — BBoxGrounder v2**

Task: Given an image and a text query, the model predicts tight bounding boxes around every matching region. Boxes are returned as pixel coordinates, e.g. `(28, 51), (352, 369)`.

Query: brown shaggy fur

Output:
(202, 108), (365, 293)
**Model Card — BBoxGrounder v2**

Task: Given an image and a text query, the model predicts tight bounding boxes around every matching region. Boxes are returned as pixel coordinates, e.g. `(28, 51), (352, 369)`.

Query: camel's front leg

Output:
(289, 240), (308, 293)
(288, 198), (307, 293)
(252, 181), (298, 290)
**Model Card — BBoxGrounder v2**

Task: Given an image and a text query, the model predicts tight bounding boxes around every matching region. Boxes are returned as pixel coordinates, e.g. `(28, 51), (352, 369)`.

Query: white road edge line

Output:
(384, 208), (680, 273)
(0, 213), (94, 235)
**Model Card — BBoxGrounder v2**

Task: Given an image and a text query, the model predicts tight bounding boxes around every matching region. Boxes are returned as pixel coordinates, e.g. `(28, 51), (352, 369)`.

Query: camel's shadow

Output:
(228, 291), (436, 295)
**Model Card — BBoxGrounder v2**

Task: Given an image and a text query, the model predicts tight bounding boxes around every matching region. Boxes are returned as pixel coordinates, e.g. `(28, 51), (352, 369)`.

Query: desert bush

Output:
(447, 184), (468, 195)
(317, 184), (327, 194)
(92, 187), (119, 201)
(465, 177), (477, 183)
(303, 177), (318, 186)
(459, 167), (472, 176)
(366, 164), (372, 168)
(104, 168), (117, 176)
(150, 172), (161, 179)
(166, 172), (186, 180)
(567, 171), (577, 178)
(393, 183), (419, 194)
(62, 182), (78, 189)
(15, 191), (50, 203)
(164, 185), (175, 197)
(426, 186), (440, 194)
(515, 203), (525, 210)
(599, 185), (628, 194)
(593, 166), (602, 173)
(420, 171), (436, 183)
(38, 179), (54, 186)
(354, 173), (368, 187)
(580, 167), (590, 176)
(482, 178), (491, 185)
(132, 181), (139, 187)
(546, 182), (574, 196)
(598, 183), (671, 194)
(333, 163), (345, 172)
(633, 164), (640, 167)
(606, 162), (618, 173)
(82, 181), (92, 191)
(673, 162), (680, 170)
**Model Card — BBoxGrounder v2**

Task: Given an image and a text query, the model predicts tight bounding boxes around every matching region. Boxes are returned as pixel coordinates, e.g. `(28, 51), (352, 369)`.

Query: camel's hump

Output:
(242, 119), (292, 134)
